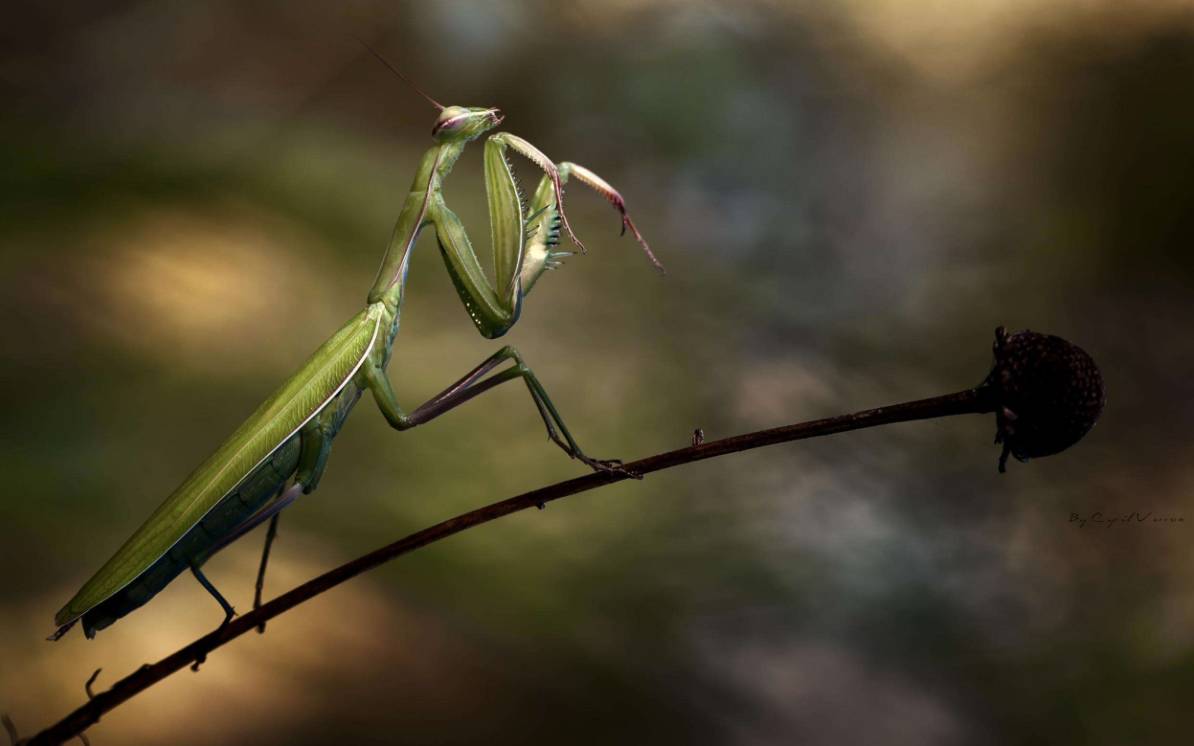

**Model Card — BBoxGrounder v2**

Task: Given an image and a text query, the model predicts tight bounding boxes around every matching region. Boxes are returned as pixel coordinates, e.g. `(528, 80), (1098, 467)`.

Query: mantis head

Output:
(432, 106), (504, 142)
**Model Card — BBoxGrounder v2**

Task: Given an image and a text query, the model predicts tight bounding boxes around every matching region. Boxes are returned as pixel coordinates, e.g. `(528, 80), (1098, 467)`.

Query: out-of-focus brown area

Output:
(2, 1), (1193, 743)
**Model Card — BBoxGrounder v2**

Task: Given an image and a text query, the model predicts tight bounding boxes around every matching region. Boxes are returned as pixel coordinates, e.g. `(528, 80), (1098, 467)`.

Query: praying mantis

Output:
(50, 44), (663, 641)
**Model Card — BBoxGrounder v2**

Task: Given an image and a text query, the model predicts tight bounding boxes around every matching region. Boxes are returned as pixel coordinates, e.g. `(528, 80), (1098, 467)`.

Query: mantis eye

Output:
(432, 106), (469, 137)
(432, 107), (502, 140)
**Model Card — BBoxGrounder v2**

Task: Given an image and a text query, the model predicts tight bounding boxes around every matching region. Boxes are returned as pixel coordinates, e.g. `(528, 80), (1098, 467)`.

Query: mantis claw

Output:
(557, 162), (664, 273)
(493, 133), (586, 253)
(577, 454), (642, 480)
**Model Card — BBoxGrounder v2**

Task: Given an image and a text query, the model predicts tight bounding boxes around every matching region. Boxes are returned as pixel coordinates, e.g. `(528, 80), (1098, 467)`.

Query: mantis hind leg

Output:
(365, 346), (631, 474)
(189, 562), (235, 626)
(187, 561), (237, 670)
(187, 480), (305, 639)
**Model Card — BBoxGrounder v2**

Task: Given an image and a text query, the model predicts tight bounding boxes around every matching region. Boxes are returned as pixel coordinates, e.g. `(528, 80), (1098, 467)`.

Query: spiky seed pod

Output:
(984, 327), (1105, 472)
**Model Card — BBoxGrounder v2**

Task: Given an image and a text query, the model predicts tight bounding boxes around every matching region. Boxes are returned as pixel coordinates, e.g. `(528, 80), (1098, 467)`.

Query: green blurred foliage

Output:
(2, 1), (1193, 744)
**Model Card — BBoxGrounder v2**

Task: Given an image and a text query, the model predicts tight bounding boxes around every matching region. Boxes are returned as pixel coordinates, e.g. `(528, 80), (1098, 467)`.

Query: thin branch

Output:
(26, 387), (992, 745)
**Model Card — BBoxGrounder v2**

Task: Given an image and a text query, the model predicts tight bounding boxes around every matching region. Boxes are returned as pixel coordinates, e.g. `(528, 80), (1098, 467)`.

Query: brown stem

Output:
(26, 387), (992, 745)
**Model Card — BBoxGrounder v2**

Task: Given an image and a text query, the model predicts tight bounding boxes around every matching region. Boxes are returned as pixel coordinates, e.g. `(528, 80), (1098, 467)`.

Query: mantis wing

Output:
(55, 304), (384, 627)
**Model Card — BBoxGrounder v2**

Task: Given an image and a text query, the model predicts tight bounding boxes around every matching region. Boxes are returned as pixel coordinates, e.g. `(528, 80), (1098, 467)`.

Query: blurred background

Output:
(2, 1), (1193, 743)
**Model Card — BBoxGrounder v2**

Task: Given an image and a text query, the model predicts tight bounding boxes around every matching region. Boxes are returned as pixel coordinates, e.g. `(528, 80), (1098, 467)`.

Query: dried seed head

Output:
(984, 327), (1105, 472)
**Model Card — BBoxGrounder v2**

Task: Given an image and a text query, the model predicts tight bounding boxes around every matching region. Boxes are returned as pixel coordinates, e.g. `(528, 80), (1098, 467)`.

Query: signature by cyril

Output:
(1069, 511), (1185, 528)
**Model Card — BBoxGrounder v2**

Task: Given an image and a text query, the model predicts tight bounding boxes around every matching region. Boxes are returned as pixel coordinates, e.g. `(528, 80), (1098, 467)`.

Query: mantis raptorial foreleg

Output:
(431, 134), (661, 338)
(427, 134), (564, 338)
(521, 161), (663, 292)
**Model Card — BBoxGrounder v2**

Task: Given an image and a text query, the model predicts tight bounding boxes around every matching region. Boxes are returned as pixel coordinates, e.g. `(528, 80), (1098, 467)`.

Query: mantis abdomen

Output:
(76, 374), (371, 637)
(79, 436), (303, 634)
(54, 306), (384, 639)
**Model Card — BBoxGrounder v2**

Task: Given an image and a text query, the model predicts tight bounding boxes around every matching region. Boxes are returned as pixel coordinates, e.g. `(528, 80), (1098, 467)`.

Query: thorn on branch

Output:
(84, 669), (101, 700)
(2, 714), (21, 745)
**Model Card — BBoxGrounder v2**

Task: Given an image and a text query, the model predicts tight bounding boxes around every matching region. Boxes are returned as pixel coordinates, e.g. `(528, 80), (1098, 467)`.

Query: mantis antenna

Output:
(353, 36), (445, 111)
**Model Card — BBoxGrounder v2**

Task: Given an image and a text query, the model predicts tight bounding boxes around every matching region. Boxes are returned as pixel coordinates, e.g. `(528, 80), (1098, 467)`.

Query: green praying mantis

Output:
(50, 44), (663, 641)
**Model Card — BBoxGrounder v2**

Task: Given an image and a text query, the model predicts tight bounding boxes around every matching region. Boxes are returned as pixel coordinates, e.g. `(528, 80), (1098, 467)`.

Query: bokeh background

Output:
(3, 1), (1193, 743)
